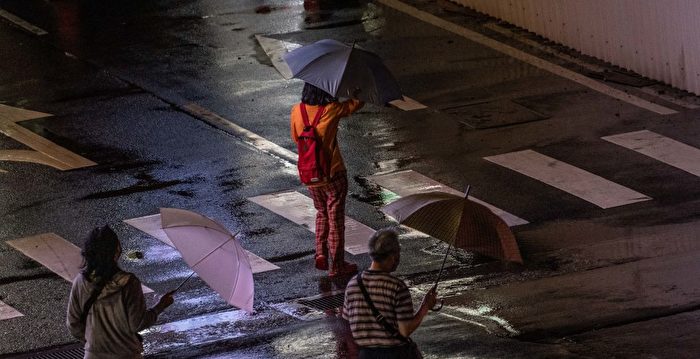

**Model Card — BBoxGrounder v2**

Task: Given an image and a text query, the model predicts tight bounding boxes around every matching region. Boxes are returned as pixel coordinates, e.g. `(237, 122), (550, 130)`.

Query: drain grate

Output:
(297, 291), (345, 311)
(3, 344), (84, 359)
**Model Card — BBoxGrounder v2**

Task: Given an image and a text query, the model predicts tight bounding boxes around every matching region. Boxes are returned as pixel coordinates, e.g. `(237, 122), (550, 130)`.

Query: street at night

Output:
(2, 0), (700, 358)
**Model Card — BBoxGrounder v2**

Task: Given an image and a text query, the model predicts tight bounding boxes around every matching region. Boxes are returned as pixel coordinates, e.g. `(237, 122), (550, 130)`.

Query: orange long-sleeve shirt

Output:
(290, 99), (364, 186)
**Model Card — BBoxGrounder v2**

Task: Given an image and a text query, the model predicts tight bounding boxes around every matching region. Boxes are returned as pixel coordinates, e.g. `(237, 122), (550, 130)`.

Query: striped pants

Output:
(307, 172), (348, 269)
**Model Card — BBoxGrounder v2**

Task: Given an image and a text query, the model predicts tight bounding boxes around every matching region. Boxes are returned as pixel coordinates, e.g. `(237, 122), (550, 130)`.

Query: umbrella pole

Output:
(171, 232), (239, 293)
(431, 186), (471, 312)
(173, 272), (196, 293)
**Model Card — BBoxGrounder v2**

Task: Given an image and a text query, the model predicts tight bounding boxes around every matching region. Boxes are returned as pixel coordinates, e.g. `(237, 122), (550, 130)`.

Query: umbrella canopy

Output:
(283, 39), (403, 105)
(381, 191), (523, 263)
(160, 208), (254, 312)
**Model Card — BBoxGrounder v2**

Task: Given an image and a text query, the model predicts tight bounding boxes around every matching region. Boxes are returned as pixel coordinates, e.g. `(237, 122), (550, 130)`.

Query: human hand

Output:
(422, 286), (438, 309)
(156, 291), (175, 311)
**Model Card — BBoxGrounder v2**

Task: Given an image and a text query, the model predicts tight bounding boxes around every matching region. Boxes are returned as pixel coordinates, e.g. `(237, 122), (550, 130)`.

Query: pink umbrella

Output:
(160, 208), (254, 313)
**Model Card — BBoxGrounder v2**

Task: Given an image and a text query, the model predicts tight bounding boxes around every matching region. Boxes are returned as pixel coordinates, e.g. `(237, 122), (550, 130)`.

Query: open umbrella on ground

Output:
(160, 208), (254, 313)
(282, 39), (403, 105)
(381, 188), (523, 265)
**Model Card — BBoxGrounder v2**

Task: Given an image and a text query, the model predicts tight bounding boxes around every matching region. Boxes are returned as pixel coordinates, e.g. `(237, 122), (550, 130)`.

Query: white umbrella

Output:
(160, 208), (254, 313)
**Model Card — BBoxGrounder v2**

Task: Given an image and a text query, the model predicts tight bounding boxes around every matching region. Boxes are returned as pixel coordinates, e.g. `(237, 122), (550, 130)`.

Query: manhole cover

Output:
(441, 99), (549, 129)
(269, 290), (345, 321)
(297, 291), (345, 311)
(2, 343), (84, 359)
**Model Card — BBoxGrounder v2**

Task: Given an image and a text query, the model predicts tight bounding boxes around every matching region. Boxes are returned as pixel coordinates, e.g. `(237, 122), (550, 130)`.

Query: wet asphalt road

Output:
(2, 0), (700, 357)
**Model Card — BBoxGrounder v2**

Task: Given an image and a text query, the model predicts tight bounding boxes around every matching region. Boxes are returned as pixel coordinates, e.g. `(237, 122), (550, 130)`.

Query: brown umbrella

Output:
(381, 188), (523, 264)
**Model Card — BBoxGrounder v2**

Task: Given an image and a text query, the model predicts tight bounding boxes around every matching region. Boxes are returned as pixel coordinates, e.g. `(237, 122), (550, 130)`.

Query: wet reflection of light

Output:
(271, 324), (337, 356)
(362, 3), (386, 35)
(450, 306), (519, 336)
(142, 309), (249, 352)
(227, 79), (290, 96)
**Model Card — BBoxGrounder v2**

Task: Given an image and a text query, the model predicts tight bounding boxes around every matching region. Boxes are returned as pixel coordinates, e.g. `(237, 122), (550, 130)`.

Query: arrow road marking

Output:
(248, 191), (375, 255)
(0, 104), (96, 170)
(603, 130), (700, 177)
(484, 150), (652, 209)
(368, 169), (529, 226)
(7, 233), (153, 294)
(124, 214), (280, 273)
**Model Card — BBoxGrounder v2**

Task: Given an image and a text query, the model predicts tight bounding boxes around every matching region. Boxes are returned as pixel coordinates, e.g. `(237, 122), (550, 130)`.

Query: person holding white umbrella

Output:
(67, 225), (174, 359)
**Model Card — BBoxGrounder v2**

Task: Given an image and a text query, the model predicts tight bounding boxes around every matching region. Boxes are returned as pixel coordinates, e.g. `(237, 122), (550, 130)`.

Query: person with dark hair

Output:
(290, 83), (364, 277)
(67, 225), (174, 359)
(342, 228), (437, 358)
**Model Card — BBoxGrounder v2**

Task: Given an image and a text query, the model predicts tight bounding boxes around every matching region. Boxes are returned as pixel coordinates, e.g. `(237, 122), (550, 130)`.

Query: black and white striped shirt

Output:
(342, 270), (414, 347)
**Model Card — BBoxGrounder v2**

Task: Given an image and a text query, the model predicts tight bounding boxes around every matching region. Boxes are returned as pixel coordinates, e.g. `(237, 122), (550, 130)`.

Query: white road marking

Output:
(484, 150), (652, 209)
(368, 169), (529, 226)
(0, 300), (23, 321)
(181, 103), (297, 169)
(377, 0), (677, 115)
(639, 87), (700, 109)
(248, 191), (374, 255)
(0, 104), (96, 170)
(388, 96), (427, 111)
(7, 233), (153, 293)
(124, 214), (280, 273)
(0, 9), (47, 35)
(602, 130), (700, 177)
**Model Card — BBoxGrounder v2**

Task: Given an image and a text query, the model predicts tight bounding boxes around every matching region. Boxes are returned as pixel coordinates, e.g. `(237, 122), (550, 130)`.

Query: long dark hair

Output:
(301, 83), (337, 105)
(81, 225), (121, 282)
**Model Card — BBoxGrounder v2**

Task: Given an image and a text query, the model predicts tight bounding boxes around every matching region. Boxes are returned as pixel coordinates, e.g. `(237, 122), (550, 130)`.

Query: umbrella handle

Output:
(431, 299), (444, 312)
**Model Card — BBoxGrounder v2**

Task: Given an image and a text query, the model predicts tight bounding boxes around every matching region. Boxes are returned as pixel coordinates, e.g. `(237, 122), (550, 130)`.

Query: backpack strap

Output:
(300, 103), (325, 128)
(356, 272), (410, 343)
(80, 276), (109, 324)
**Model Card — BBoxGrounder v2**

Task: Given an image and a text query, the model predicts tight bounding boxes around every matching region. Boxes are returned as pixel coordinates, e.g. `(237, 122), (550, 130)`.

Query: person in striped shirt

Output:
(342, 228), (438, 358)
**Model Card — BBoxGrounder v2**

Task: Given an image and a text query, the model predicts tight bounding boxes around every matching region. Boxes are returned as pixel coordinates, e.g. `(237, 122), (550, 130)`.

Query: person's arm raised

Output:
(397, 287), (437, 337)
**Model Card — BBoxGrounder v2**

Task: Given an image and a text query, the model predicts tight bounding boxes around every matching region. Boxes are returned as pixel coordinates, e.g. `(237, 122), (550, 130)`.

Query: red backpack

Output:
(296, 103), (329, 185)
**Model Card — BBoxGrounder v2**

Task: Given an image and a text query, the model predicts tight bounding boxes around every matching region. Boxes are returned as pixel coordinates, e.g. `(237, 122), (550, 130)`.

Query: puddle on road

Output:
(351, 175), (399, 207)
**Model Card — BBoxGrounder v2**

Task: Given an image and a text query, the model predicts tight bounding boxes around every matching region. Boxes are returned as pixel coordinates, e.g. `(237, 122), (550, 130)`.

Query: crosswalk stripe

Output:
(124, 215), (280, 273)
(248, 191), (374, 255)
(7, 233), (153, 294)
(602, 130), (700, 177)
(368, 169), (529, 227)
(0, 300), (23, 320)
(484, 150), (652, 209)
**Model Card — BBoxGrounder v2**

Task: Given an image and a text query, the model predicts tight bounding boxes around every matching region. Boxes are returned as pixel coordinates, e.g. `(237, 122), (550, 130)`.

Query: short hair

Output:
(301, 83), (337, 106)
(368, 228), (400, 262)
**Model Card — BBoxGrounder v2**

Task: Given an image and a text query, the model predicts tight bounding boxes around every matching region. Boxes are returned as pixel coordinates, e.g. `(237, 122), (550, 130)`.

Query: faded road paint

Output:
(248, 191), (374, 255)
(603, 130), (700, 177)
(0, 9), (47, 35)
(484, 150), (652, 209)
(7, 233), (153, 293)
(0, 105), (96, 170)
(0, 300), (23, 321)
